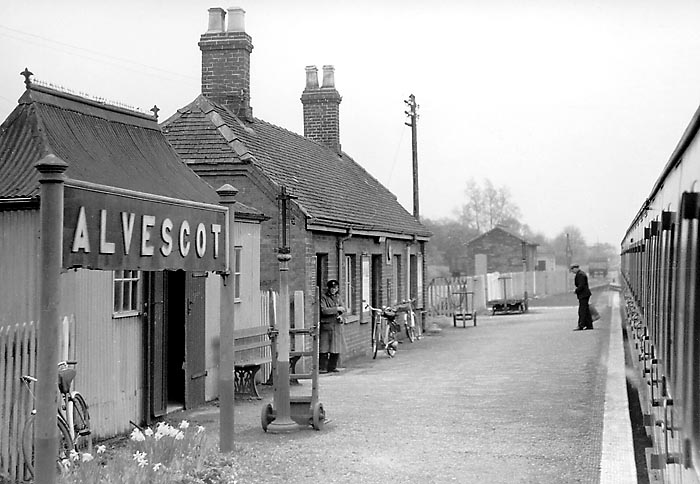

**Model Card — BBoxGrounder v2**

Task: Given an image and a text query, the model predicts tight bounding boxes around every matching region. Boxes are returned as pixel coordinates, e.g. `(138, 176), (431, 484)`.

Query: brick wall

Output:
(300, 89), (341, 152)
(199, 31), (253, 119)
(176, 163), (428, 360)
(466, 229), (537, 275)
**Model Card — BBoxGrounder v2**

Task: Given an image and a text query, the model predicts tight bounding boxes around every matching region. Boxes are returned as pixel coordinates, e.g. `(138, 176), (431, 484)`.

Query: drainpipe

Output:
(337, 227), (353, 285)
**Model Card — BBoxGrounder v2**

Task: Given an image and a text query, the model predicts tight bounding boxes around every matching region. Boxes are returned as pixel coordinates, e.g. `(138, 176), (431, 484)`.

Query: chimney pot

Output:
(207, 7), (226, 33)
(321, 65), (335, 88)
(305, 65), (319, 90)
(227, 7), (246, 32)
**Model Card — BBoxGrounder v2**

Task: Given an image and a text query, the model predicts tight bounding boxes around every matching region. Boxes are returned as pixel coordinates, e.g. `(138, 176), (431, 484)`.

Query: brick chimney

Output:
(301, 65), (342, 152)
(199, 7), (253, 120)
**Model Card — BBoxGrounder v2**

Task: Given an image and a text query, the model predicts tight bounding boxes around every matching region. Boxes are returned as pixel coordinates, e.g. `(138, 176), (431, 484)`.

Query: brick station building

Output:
(161, 7), (430, 359)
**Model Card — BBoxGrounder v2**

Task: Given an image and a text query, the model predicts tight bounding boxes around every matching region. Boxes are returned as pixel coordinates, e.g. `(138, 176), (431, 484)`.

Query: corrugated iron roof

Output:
(0, 83), (221, 206)
(162, 95), (431, 239)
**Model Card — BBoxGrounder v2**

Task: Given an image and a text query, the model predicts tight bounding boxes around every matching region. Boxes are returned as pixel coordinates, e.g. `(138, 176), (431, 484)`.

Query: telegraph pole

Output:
(404, 94), (419, 220)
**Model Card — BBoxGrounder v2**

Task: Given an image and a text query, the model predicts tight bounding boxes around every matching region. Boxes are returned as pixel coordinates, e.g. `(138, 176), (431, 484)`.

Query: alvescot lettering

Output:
(69, 206), (222, 260)
(72, 206), (90, 253)
(100, 209), (115, 254)
(121, 212), (135, 255)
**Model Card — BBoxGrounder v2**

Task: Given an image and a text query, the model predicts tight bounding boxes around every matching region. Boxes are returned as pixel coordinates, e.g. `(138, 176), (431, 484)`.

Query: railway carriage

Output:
(622, 104), (700, 483)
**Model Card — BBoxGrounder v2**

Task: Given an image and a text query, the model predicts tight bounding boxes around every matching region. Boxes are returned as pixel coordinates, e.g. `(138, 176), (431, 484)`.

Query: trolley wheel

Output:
(312, 402), (325, 431)
(261, 403), (275, 432)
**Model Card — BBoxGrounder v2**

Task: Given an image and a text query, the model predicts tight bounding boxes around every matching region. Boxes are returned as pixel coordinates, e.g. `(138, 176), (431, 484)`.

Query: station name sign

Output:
(63, 183), (227, 272)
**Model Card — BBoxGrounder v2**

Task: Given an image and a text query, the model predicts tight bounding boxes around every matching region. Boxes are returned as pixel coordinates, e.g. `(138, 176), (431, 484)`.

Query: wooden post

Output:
(216, 184), (237, 452)
(404, 94), (419, 220)
(35, 155), (68, 484)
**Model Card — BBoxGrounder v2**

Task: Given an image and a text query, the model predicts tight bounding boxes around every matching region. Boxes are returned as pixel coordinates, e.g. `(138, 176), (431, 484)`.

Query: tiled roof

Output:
(161, 96), (431, 239)
(467, 226), (538, 246)
(0, 84), (220, 206)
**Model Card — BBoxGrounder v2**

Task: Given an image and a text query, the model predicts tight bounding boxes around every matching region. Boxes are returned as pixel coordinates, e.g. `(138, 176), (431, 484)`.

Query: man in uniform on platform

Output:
(319, 279), (345, 372)
(571, 264), (593, 330)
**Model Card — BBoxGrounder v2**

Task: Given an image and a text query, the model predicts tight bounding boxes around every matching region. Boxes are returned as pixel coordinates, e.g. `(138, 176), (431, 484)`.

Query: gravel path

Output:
(177, 293), (612, 484)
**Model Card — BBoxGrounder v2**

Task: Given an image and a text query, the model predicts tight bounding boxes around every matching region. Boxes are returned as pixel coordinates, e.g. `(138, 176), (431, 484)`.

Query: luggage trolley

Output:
(261, 296), (326, 431)
(488, 275), (528, 315)
(451, 283), (477, 327)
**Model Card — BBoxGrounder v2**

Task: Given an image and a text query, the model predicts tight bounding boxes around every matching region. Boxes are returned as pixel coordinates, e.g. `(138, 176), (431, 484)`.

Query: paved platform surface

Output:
(177, 290), (637, 483)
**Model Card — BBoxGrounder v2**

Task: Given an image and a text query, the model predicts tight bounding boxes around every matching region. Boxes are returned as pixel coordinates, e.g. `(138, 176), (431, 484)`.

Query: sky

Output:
(2, 0), (700, 247)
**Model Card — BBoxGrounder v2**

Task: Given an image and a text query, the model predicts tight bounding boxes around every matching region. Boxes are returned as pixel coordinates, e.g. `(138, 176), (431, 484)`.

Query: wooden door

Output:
(371, 255), (382, 308)
(184, 272), (207, 409)
(145, 271), (167, 422)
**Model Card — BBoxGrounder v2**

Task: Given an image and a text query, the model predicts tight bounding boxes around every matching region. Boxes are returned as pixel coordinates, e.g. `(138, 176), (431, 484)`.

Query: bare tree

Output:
(459, 178), (521, 232)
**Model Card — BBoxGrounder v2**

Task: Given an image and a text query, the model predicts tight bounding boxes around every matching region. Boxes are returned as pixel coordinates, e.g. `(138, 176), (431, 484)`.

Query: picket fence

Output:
(0, 321), (36, 483)
(427, 269), (572, 317)
(0, 316), (77, 483)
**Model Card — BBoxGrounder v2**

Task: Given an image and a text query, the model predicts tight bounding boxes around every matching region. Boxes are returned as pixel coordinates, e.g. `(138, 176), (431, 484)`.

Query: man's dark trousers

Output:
(578, 296), (593, 329)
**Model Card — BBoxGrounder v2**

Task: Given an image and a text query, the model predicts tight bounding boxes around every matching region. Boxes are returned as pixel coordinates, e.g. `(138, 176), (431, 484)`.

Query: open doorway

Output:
(144, 270), (206, 423)
(165, 271), (186, 412)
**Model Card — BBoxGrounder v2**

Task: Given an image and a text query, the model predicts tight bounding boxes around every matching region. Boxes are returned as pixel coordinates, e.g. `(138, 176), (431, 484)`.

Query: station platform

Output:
(171, 289), (639, 483)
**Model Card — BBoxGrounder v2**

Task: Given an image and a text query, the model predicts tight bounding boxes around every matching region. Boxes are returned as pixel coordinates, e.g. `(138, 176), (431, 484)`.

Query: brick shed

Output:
(463, 225), (538, 276)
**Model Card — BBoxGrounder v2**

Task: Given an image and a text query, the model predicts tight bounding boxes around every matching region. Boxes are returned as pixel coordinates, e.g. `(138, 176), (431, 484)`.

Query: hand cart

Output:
(488, 275), (528, 315)
(261, 320), (326, 431)
(451, 285), (477, 327)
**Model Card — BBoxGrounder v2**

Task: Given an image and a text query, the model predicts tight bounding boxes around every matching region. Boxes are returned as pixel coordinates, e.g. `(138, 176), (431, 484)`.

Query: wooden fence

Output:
(426, 276), (472, 316)
(427, 270), (572, 317)
(0, 316), (75, 483)
(0, 321), (36, 483)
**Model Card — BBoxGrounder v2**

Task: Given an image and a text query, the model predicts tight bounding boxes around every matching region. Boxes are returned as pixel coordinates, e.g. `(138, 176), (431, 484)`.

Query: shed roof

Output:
(161, 95), (431, 239)
(0, 82), (226, 209)
(467, 225), (538, 247)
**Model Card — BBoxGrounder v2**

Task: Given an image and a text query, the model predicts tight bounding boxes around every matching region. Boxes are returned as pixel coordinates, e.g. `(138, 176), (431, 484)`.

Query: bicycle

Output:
(365, 303), (401, 358)
(395, 299), (422, 342)
(21, 360), (92, 478)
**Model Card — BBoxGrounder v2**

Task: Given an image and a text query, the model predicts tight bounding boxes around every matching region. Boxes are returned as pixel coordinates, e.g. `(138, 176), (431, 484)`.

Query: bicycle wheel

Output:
(386, 325), (397, 358)
(405, 313), (416, 343)
(413, 312), (423, 340)
(22, 413), (73, 479)
(372, 319), (380, 359)
(386, 335), (397, 358)
(71, 392), (92, 453)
